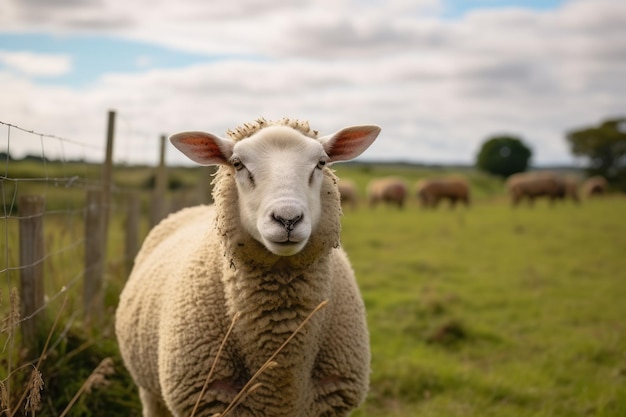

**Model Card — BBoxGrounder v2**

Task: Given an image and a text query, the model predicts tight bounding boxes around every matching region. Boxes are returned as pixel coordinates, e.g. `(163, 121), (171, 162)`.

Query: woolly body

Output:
(507, 172), (581, 206)
(416, 178), (470, 208)
(115, 119), (380, 417)
(506, 172), (562, 206)
(366, 177), (408, 209)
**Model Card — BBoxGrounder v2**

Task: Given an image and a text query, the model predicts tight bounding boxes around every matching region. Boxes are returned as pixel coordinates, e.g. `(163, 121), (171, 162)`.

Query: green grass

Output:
(2, 161), (625, 416)
(343, 197), (626, 416)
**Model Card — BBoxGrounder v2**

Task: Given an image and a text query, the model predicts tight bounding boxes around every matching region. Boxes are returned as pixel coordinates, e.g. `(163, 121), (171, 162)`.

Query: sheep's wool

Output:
(226, 117), (318, 142)
(115, 119), (370, 417)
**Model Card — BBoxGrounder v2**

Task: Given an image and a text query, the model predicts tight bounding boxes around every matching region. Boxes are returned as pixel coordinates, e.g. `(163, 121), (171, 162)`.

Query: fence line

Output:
(0, 120), (104, 150)
(0, 111), (185, 363)
(1, 119), (107, 355)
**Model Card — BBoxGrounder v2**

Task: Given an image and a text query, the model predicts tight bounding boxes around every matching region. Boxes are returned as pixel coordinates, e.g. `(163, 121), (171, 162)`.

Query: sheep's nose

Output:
(272, 213), (303, 231)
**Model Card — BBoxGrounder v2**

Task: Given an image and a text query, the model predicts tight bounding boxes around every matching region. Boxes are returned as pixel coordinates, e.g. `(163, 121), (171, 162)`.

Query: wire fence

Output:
(0, 111), (199, 363)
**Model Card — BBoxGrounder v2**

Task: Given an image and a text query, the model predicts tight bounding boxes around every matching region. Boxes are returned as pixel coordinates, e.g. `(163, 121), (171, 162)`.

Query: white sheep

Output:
(115, 118), (381, 417)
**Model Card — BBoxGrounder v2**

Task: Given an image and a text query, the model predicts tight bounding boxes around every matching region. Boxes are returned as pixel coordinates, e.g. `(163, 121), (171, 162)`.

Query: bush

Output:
(476, 136), (532, 178)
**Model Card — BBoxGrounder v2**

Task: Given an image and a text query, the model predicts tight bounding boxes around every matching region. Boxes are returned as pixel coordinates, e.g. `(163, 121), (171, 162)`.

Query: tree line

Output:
(476, 116), (626, 191)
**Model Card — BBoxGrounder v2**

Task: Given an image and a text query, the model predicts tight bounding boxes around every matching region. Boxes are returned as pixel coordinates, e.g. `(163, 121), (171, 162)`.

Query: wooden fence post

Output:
(101, 110), (115, 243)
(84, 190), (104, 323)
(82, 109), (114, 324)
(18, 194), (45, 349)
(125, 192), (140, 275)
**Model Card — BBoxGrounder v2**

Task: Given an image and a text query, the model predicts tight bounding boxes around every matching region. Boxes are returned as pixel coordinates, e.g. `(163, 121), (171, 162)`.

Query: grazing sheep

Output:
(366, 177), (408, 209)
(415, 177), (470, 209)
(582, 175), (608, 197)
(115, 118), (380, 417)
(506, 171), (563, 206)
(337, 179), (359, 211)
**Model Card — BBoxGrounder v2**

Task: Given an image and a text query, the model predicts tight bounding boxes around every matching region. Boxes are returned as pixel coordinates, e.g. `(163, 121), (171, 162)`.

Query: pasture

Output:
(2, 161), (625, 416)
(341, 192), (626, 416)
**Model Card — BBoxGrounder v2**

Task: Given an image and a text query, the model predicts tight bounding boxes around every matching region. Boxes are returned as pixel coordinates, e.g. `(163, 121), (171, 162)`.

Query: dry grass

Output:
(58, 357), (114, 417)
(1, 293), (113, 417)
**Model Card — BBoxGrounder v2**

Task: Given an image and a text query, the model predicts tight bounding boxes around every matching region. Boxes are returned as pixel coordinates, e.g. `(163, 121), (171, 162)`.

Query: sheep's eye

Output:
(231, 158), (245, 171)
(316, 160), (327, 170)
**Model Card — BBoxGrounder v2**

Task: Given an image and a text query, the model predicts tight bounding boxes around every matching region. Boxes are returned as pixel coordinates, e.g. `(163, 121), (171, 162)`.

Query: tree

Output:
(476, 136), (532, 178)
(566, 117), (626, 187)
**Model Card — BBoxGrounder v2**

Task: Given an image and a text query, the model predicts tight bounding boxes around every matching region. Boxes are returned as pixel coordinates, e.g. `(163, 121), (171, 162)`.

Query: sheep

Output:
(115, 118), (381, 417)
(366, 177), (408, 209)
(506, 171), (583, 206)
(337, 179), (359, 211)
(415, 177), (470, 209)
(582, 175), (608, 197)
(505, 171), (563, 206)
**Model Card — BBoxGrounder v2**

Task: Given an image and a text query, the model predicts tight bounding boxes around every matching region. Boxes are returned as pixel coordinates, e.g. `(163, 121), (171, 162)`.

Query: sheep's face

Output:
(170, 122), (381, 256)
(227, 126), (325, 256)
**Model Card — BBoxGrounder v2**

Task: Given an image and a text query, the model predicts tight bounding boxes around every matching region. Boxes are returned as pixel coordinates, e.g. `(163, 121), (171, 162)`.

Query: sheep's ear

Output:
(320, 125), (381, 163)
(169, 131), (235, 166)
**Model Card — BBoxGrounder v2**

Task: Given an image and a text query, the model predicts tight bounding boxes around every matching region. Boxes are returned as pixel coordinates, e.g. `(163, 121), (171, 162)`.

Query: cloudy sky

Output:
(0, 0), (624, 166)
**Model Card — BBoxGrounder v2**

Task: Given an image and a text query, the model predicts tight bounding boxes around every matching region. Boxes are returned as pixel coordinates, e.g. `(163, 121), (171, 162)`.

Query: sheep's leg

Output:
(139, 388), (172, 417)
(312, 276), (369, 415)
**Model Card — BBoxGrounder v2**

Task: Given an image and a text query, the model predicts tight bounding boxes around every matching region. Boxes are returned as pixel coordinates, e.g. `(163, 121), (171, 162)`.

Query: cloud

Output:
(0, 0), (625, 167)
(0, 50), (72, 77)
(1, 0), (134, 30)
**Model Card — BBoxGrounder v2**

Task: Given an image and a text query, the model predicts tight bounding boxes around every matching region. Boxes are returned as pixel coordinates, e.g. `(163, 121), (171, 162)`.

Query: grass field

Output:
(343, 195), (626, 417)
(2, 162), (625, 416)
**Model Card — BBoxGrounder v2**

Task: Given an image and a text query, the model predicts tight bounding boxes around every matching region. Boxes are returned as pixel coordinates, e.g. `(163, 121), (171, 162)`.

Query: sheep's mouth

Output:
(265, 238), (308, 256)
(273, 240), (302, 249)
(271, 231), (307, 245)
(275, 236), (304, 244)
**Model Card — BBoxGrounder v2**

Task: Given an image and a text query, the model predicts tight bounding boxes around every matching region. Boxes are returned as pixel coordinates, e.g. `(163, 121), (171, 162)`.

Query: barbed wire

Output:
(0, 116), (164, 342)
(0, 120), (103, 150)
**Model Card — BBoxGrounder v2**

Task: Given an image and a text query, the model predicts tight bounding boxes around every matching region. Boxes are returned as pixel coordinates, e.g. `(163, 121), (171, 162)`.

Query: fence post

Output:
(82, 110), (114, 324)
(125, 192), (140, 275)
(101, 110), (115, 248)
(150, 134), (168, 226)
(84, 190), (104, 323)
(18, 194), (45, 349)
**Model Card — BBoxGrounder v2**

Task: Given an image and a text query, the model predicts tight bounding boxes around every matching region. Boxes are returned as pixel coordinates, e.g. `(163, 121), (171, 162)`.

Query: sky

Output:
(0, 0), (625, 167)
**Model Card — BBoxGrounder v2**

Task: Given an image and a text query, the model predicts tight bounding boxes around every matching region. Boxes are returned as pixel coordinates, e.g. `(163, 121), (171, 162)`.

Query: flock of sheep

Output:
(338, 172), (609, 210)
(339, 177), (471, 210)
